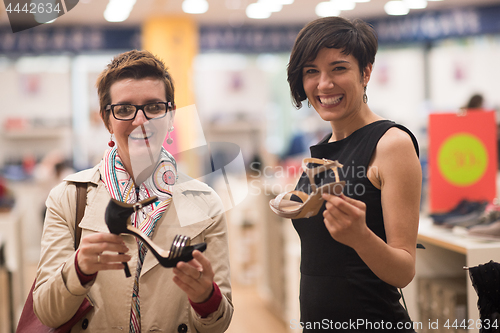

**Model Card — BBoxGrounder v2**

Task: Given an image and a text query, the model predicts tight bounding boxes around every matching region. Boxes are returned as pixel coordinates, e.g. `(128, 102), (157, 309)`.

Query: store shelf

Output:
(206, 122), (261, 133)
(418, 218), (500, 255)
(2, 127), (69, 140)
(405, 217), (500, 332)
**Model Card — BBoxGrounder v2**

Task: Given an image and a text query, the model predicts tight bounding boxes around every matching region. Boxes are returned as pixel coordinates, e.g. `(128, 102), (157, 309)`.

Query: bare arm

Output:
(322, 127), (421, 288)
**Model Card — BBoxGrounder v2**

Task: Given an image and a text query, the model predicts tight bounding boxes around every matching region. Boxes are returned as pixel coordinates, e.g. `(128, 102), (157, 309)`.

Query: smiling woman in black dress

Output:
(285, 17), (422, 332)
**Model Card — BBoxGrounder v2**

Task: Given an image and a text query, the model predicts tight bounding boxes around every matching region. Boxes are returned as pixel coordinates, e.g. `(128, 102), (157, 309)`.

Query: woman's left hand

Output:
(322, 193), (371, 249)
(172, 250), (215, 303)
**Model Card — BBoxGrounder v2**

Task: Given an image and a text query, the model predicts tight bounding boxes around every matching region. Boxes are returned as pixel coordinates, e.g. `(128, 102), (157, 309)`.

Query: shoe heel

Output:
(105, 197), (159, 234)
(105, 197), (159, 277)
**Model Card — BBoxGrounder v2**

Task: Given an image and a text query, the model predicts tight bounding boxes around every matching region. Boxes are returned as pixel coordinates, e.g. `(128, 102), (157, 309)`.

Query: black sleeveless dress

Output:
(292, 120), (419, 332)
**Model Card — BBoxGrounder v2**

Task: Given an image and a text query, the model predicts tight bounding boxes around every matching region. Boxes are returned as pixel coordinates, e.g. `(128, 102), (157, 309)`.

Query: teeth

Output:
(130, 133), (152, 140)
(319, 96), (343, 105)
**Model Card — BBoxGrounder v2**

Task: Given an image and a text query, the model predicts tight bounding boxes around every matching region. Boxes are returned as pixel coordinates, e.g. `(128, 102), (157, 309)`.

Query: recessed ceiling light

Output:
(182, 0), (209, 14)
(257, 0), (283, 13)
(384, 1), (409, 15)
(331, 0), (356, 11)
(403, 0), (427, 9)
(104, 0), (136, 22)
(315, 1), (341, 17)
(354, 0), (371, 3)
(246, 3), (272, 19)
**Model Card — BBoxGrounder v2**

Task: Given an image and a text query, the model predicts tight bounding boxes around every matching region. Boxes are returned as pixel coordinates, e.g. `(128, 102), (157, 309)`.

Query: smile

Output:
(318, 95), (343, 106)
(129, 131), (154, 140)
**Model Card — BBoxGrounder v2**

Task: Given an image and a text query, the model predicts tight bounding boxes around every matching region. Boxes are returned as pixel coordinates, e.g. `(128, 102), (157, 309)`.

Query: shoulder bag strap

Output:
(74, 183), (88, 250)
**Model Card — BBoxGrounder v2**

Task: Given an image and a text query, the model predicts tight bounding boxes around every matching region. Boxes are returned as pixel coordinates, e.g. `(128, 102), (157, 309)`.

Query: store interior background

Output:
(1, 0), (500, 332)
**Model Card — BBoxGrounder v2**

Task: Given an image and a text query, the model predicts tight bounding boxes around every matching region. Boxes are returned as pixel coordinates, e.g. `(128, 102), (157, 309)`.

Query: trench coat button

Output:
(81, 318), (89, 329)
(177, 323), (188, 332)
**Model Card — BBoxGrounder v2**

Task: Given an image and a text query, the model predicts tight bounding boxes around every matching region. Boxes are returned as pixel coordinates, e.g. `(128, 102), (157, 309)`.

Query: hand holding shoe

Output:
(173, 250), (215, 304)
(77, 233), (131, 275)
(322, 193), (370, 249)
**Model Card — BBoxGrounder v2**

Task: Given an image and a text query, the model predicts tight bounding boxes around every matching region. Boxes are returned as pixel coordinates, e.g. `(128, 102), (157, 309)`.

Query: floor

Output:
(226, 283), (288, 333)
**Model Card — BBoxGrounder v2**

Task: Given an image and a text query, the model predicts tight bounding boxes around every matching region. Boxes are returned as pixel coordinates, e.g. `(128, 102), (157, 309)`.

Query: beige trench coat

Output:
(33, 165), (233, 332)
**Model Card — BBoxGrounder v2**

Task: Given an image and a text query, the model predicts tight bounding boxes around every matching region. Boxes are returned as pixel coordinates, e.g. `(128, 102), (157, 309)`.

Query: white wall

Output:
(0, 56), (73, 167)
(429, 35), (500, 112)
(369, 46), (427, 144)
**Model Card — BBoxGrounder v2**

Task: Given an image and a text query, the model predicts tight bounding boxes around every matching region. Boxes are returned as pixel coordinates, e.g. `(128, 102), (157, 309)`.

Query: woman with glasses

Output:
(32, 50), (233, 332)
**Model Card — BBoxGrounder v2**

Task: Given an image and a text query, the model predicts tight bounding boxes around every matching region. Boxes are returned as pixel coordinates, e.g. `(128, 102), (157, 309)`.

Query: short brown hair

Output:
(96, 50), (175, 130)
(287, 17), (378, 109)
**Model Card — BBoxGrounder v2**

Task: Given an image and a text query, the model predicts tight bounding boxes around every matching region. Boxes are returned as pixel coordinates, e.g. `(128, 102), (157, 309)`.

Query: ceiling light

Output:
(331, 0), (356, 11)
(384, 1), (409, 15)
(104, 0), (136, 22)
(257, 0), (283, 13)
(315, 1), (341, 17)
(182, 0), (209, 14)
(246, 3), (272, 19)
(403, 0), (427, 9)
(354, 0), (371, 2)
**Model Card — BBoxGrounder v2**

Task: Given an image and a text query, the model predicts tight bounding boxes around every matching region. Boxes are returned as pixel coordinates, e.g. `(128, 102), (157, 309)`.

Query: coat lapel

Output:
(140, 185), (215, 277)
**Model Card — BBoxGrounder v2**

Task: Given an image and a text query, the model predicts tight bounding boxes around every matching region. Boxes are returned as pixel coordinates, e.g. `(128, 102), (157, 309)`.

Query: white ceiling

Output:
(1, 0), (500, 27)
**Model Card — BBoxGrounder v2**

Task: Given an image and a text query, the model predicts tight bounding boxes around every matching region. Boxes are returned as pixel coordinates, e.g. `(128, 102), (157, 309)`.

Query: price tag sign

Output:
(429, 110), (497, 212)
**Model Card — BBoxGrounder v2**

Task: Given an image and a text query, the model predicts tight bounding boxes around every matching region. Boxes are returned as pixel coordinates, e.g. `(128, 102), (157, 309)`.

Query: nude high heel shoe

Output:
(269, 158), (345, 219)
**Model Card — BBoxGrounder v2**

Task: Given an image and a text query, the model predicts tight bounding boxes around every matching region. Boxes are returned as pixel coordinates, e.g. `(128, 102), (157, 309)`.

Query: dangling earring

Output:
(363, 86), (368, 104)
(307, 100), (311, 108)
(166, 126), (174, 145)
(108, 134), (115, 147)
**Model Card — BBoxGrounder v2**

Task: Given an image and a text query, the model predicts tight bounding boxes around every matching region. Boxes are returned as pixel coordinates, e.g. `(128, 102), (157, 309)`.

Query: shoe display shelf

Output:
(252, 180), (301, 333)
(403, 217), (500, 333)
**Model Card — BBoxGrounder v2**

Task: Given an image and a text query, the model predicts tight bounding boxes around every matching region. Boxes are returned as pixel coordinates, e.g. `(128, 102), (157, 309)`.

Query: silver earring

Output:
(166, 126), (174, 145)
(307, 100), (311, 108)
(363, 86), (368, 104)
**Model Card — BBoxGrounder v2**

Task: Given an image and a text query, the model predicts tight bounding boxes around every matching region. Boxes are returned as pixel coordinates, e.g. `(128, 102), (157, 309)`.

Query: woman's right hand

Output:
(77, 233), (131, 275)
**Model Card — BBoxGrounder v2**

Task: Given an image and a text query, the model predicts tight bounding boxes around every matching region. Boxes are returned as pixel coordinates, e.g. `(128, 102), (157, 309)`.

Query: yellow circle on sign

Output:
(438, 133), (488, 187)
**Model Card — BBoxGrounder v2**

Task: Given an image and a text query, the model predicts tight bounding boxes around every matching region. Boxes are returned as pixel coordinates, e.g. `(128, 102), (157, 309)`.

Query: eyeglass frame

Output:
(105, 101), (175, 121)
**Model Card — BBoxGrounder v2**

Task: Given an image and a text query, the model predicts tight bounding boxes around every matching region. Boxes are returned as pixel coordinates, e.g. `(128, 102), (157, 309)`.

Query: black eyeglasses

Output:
(106, 101), (174, 121)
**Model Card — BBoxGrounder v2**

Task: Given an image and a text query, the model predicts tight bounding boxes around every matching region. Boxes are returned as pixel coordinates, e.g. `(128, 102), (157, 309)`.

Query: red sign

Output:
(428, 110), (497, 212)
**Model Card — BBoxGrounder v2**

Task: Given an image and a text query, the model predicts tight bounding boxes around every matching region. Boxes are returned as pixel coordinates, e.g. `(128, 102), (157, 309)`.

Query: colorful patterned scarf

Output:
(99, 146), (177, 333)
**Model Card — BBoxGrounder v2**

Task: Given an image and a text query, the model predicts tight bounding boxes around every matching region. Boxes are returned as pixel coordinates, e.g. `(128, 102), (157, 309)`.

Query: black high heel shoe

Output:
(105, 197), (207, 270)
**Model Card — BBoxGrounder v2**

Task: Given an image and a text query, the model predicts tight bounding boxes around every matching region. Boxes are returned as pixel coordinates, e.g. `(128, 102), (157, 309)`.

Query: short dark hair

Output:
(465, 94), (483, 109)
(96, 50), (175, 130)
(287, 17), (378, 109)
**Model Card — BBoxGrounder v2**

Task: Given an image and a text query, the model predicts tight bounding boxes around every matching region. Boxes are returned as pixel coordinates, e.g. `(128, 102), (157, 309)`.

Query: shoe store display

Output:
(468, 220), (500, 240)
(430, 199), (488, 227)
(442, 200), (500, 229)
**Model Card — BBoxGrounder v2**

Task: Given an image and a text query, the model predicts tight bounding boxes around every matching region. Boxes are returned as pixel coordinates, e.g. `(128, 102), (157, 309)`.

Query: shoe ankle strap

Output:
(302, 158), (343, 192)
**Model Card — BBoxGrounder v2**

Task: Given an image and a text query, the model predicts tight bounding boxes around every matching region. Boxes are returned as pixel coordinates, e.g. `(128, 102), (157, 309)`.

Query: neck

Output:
(328, 108), (382, 142)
